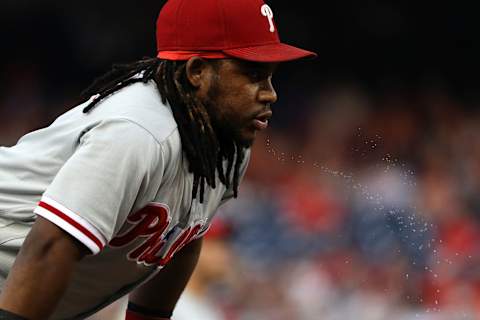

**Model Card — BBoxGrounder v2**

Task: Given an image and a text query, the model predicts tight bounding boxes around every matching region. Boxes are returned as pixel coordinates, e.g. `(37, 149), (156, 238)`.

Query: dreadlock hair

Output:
(81, 57), (246, 203)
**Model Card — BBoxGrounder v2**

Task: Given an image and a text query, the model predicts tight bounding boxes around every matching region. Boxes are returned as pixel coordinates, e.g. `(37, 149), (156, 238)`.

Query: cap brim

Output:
(223, 42), (317, 63)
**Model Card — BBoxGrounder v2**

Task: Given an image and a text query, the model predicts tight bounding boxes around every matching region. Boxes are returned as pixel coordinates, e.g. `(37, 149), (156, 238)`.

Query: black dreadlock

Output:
(81, 57), (245, 203)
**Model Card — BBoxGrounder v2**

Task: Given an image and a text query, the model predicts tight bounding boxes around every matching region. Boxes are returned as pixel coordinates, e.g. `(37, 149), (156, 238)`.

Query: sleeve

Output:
(219, 148), (251, 206)
(33, 119), (164, 254)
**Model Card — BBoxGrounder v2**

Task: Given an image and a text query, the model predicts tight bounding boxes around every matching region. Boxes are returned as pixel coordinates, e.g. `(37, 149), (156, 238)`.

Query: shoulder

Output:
(77, 116), (182, 177)
(89, 80), (179, 144)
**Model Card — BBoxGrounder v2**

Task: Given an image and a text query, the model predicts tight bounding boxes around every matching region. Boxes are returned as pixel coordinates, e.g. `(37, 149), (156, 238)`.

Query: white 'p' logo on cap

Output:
(261, 4), (275, 33)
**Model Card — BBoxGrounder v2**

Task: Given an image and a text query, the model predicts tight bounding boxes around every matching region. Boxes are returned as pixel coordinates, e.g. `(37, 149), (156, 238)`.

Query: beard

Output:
(202, 82), (252, 149)
(203, 99), (252, 150)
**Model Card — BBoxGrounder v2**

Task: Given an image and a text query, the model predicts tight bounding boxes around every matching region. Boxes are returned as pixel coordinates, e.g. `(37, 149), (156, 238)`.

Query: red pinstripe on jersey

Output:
(37, 200), (105, 252)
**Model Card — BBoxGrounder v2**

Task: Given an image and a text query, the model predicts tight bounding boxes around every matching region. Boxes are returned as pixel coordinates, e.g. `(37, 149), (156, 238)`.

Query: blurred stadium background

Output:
(2, 1), (480, 319)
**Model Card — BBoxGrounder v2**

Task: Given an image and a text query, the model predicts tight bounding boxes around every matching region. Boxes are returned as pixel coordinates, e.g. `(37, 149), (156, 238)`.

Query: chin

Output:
(235, 128), (257, 148)
(215, 124), (255, 148)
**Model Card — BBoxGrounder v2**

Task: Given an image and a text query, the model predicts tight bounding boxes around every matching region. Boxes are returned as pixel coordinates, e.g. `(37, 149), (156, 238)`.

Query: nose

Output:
(258, 78), (277, 105)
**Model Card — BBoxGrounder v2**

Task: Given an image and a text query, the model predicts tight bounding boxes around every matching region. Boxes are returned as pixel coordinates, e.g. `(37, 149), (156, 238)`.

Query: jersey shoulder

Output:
(90, 80), (179, 145)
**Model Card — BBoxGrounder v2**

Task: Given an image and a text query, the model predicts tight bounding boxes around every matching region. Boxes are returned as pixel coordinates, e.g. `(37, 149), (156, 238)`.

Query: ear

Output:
(185, 57), (211, 88)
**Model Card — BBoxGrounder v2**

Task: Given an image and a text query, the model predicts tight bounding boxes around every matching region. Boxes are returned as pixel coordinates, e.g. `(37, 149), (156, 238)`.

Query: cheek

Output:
(213, 96), (244, 121)
(209, 79), (258, 122)
(226, 86), (258, 115)
(222, 100), (253, 129)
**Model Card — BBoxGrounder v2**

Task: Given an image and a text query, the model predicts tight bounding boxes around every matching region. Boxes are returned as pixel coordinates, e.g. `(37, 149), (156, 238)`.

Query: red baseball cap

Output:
(156, 0), (317, 62)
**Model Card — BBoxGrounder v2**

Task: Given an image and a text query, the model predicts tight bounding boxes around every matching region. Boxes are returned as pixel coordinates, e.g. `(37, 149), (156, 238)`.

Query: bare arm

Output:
(0, 216), (88, 320)
(128, 238), (203, 318)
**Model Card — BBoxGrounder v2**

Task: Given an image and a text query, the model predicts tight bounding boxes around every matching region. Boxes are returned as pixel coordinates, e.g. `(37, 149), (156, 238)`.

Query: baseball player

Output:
(0, 0), (316, 319)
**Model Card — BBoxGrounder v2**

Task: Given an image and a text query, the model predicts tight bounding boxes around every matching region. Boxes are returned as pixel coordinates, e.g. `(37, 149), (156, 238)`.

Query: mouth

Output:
(252, 110), (273, 131)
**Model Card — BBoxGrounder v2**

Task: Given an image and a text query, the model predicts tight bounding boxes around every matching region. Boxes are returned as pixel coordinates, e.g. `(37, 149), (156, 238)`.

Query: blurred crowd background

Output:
(2, 1), (480, 319)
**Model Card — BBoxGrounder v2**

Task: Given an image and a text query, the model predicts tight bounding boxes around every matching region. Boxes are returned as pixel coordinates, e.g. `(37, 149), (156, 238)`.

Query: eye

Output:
(246, 68), (269, 82)
(237, 61), (276, 82)
(248, 70), (262, 81)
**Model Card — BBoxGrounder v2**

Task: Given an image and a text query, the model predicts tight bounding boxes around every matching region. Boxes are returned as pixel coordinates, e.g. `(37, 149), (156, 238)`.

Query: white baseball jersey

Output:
(0, 80), (250, 319)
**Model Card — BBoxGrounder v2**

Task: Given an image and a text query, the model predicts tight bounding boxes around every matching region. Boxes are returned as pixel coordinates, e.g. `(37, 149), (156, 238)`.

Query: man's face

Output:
(199, 59), (278, 147)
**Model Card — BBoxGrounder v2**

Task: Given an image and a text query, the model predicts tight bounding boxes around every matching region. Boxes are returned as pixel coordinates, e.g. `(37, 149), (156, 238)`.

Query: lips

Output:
(252, 110), (272, 131)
